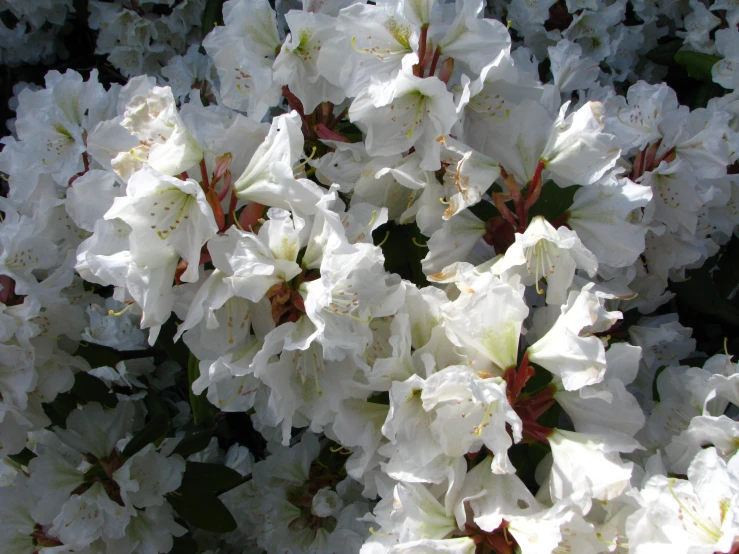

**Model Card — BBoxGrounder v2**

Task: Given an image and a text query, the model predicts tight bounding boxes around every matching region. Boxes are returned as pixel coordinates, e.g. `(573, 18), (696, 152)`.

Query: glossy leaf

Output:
(674, 50), (722, 82)
(172, 430), (213, 459)
(167, 490), (237, 533)
(180, 461), (248, 494)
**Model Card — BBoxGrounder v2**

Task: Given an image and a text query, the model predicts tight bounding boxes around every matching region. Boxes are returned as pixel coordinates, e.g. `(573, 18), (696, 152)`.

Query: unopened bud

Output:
(438, 58), (455, 84)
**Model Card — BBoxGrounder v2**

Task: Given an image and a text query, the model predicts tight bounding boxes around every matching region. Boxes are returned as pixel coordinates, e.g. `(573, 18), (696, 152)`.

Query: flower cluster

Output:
(1, 0), (739, 553)
(89, 0), (207, 77)
(0, 0), (75, 65)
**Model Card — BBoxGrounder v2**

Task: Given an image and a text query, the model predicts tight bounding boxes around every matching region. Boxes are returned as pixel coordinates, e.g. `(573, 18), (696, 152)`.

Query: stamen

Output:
(667, 479), (722, 542)
(108, 302), (135, 317)
(350, 210), (377, 242)
(293, 146), (319, 173)
(474, 402), (496, 436)
(233, 211), (245, 230)
(350, 36), (371, 55)
(128, 149), (148, 163)
(369, 528), (393, 537)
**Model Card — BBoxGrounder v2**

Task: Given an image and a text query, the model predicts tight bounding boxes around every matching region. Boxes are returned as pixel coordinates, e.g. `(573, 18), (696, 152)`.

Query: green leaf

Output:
(645, 39), (683, 66)
(121, 412), (169, 458)
(172, 430), (213, 459)
(8, 447), (37, 466)
(167, 490), (237, 533)
(71, 372), (117, 408)
(180, 462), (248, 494)
(202, 0), (224, 37)
(527, 181), (580, 222)
(674, 50), (722, 82)
(188, 354), (214, 426)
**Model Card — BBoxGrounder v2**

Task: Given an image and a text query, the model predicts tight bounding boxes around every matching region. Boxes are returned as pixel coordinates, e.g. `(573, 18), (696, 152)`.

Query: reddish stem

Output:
(631, 148), (645, 180)
(206, 187), (225, 231)
(501, 170), (525, 227)
(225, 188), (239, 230)
(492, 192), (518, 229)
(327, 107), (348, 129)
(521, 160), (546, 226)
(643, 139), (662, 171)
(654, 145), (676, 168)
(282, 86), (314, 139)
(521, 421), (552, 444)
(528, 160), (545, 191)
(416, 25), (429, 77)
(551, 210), (570, 228)
(217, 170), (232, 203)
(428, 47), (441, 77)
(200, 159), (210, 191)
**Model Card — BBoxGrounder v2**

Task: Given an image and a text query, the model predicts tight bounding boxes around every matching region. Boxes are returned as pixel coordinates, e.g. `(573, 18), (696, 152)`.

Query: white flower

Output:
(547, 428), (636, 513)
(627, 447), (739, 554)
(421, 365), (522, 473)
(233, 111), (326, 213)
(349, 54), (458, 171)
(441, 272), (528, 372)
(492, 215), (597, 305)
(540, 101), (621, 187)
(273, 10), (346, 114)
(105, 166), (218, 283)
(303, 243), (403, 361)
(528, 286), (620, 391)
(567, 179), (653, 268)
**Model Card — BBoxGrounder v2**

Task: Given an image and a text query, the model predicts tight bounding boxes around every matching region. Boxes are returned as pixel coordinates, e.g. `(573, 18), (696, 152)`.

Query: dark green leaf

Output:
(145, 388), (171, 420)
(374, 222), (429, 286)
(157, 317), (190, 368)
(172, 430), (213, 458)
(71, 372), (117, 408)
(167, 490), (237, 533)
(672, 266), (739, 326)
(674, 50), (722, 82)
(42, 392), (78, 429)
(8, 448), (36, 466)
(692, 81), (725, 109)
(170, 534), (199, 554)
(711, 235), (739, 301)
(527, 181), (580, 222)
(522, 363), (553, 396)
(188, 354), (214, 426)
(121, 412), (169, 458)
(75, 342), (121, 369)
(180, 462), (248, 494)
(202, 0), (224, 37)
(645, 39), (683, 66)
(468, 199), (501, 222)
